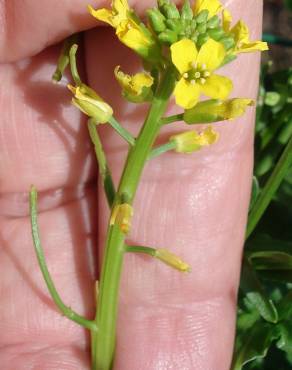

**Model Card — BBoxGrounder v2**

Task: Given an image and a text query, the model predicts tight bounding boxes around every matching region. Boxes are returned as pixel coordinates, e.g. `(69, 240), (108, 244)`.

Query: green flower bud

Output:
(195, 9), (209, 24)
(170, 127), (218, 153)
(166, 18), (181, 32)
(197, 33), (209, 47)
(197, 22), (207, 34)
(219, 36), (235, 50)
(208, 27), (225, 40)
(147, 8), (166, 33)
(183, 99), (254, 124)
(158, 0), (180, 19)
(206, 15), (220, 29)
(158, 29), (178, 44)
(68, 84), (113, 123)
(181, 0), (193, 20)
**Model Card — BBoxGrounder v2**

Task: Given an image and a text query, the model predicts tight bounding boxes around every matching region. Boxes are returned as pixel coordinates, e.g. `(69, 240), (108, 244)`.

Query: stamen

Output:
(190, 79), (196, 85)
(202, 64), (207, 70)
(194, 71), (201, 79)
(183, 72), (189, 79)
(192, 62), (198, 69)
(200, 78), (206, 84)
(203, 71), (210, 77)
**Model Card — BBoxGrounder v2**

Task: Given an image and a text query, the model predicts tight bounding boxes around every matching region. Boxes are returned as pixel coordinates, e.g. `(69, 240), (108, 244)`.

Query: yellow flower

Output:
(114, 66), (154, 103)
(88, 1), (160, 61)
(170, 38), (233, 109)
(110, 203), (133, 234)
(116, 19), (160, 61)
(68, 84), (113, 123)
(222, 11), (268, 54)
(183, 98), (254, 124)
(193, 0), (223, 18)
(155, 248), (191, 273)
(170, 126), (219, 153)
(88, 0), (129, 28)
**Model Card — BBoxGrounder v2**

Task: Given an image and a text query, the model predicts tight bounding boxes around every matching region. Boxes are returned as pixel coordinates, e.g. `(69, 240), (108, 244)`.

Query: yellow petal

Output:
(236, 41), (269, 53)
(113, 0), (129, 15)
(174, 78), (201, 109)
(171, 39), (198, 75)
(200, 74), (233, 100)
(231, 20), (250, 44)
(198, 126), (219, 146)
(88, 6), (115, 26)
(110, 203), (133, 234)
(116, 20), (153, 56)
(132, 72), (154, 92)
(222, 9), (232, 32)
(194, 0), (223, 18)
(218, 98), (254, 118)
(197, 39), (226, 71)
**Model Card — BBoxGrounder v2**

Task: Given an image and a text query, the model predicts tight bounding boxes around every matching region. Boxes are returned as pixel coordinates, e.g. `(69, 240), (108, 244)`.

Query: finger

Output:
(0, 45), (97, 368)
(0, 0), (177, 63)
(85, 1), (262, 369)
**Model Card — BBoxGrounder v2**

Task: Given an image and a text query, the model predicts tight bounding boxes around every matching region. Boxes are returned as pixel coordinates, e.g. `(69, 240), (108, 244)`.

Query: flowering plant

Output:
(29, 1), (267, 369)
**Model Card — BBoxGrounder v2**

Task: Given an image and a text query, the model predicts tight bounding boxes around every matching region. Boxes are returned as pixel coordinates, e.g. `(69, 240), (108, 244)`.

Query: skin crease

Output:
(0, 1), (263, 369)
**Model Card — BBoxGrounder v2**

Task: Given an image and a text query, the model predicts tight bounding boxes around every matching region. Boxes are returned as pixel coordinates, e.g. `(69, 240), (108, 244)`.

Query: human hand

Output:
(0, 1), (263, 368)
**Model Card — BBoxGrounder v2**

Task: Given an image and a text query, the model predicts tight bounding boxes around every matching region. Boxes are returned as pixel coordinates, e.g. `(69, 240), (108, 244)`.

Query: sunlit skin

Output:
(0, 1), (263, 369)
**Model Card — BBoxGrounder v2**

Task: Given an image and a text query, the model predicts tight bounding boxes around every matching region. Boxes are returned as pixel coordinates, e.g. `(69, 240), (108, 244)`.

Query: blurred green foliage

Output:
(232, 64), (292, 369)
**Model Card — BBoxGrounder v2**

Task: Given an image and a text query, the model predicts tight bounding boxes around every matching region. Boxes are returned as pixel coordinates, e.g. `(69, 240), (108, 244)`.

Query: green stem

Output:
(30, 187), (97, 332)
(92, 68), (175, 370)
(52, 35), (80, 82)
(161, 113), (183, 125)
(69, 44), (82, 85)
(88, 119), (116, 207)
(108, 116), (135, 146)
(148, 141), (176, 160)
(125, 245), (156, 256)
(246, 134), (292, 239)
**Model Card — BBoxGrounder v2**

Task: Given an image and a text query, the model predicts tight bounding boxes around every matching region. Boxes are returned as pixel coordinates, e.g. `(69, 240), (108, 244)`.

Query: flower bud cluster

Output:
(147, 0), (235, 49)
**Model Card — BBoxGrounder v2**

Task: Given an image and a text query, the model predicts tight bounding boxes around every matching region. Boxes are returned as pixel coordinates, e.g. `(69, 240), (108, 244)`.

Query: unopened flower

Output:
(155, 248), (191, 272)
(110, 203), (133, 234)
(171, 38), (233, 109)
(222, 10), (268, 54)
(170, 126), (219, 153)
(67, 84), (113, 123)
(183, 98), (254, 124)
(114, 66), (154, 103)
(88, 0), (160, 61)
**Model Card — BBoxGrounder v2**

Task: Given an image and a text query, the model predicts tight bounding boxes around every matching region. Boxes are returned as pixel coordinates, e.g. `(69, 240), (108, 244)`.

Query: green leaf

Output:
(248, 251), (292, 270)
(240, 259), (278, 323)
(249, 176), (260, 212)
(231, 322), (277, 370)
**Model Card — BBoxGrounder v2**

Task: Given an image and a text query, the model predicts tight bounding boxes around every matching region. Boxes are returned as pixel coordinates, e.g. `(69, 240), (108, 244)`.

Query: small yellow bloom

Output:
(222, 12), (268, 54)
(88, 0), (129, 28)
(155, 248), (191, 273)
(171, 38), (233, 109)
(114, 66), (154, 102)
(170, 126), (219, 153)
(183, 98), (254, 124)
(110, 203), (133, 234)
(68, 84), (113, 123)
(89, 1), (160, 61)
(193, 0), (223, 18)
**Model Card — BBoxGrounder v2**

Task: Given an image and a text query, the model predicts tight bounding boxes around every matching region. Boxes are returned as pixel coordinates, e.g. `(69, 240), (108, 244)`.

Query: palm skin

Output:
(0, 1), (263, 369)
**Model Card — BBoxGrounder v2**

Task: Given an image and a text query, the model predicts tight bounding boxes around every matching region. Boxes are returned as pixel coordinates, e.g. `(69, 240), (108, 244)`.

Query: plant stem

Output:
(88, 119), (116, 207)
(109, 116), (136, 146)
(148, 141), (176, 160)
(30, 187), (97, 332)
(161, 113), (183, 125)
(125, 245), (156, 256)
(92, 69), (175, 370)
(246, 134), (292, 239)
